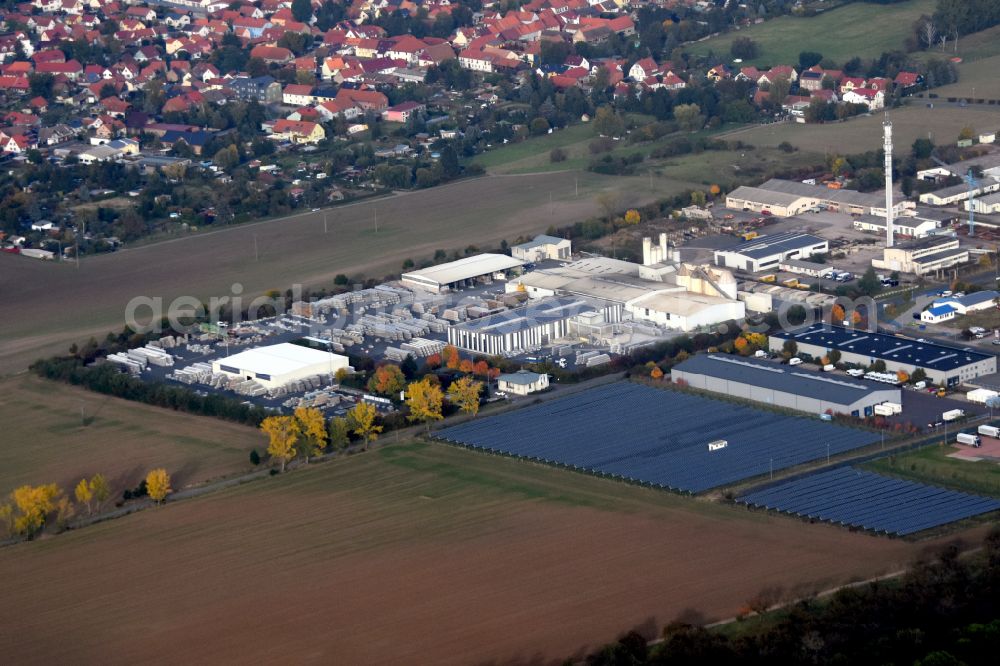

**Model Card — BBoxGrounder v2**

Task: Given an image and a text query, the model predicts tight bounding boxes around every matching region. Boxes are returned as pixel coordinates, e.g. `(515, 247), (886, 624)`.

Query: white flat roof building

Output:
(401, 253), (524, 292)
(212, 342), (349, 390)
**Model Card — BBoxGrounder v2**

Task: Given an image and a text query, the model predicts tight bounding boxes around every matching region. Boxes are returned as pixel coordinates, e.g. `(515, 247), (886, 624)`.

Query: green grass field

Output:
(927, 55), (1000, 99)
(685, 0), (935, 67)
(865, 444), (1000, 497)
(913, 26), (1000, 64)
(0, 374), (265, 498)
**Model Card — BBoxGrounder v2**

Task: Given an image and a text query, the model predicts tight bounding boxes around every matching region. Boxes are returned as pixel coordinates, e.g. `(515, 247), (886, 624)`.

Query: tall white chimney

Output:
(884, 115), (894, 248)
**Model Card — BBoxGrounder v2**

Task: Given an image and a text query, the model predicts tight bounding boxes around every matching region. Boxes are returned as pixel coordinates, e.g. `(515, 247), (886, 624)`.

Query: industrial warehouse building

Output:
(967, 191), (1000, 215)
(725, 178), (912, 218)
(211, 342), (350, 390)
(511, 235), (572, 262)
(447, 297), (612, 355)
(852, 214), (939, 239)
(919, 181), (1000, 206)
(768, 324), (997, 386)
(932, 290), (1000, 315)
(714, 232), (829, 273)
(401, 254), (524, 293)
(871, 236), (968, 275)
(671, 354), (901, 417)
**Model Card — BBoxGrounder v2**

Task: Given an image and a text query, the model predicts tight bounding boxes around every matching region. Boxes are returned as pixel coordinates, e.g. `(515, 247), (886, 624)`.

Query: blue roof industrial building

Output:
(769, 324), (997, 386)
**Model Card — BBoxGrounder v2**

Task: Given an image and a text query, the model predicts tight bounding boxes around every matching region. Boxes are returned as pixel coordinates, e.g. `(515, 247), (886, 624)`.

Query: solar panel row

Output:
(437, 382), (879, 493)
(737, 467), (1000, 536)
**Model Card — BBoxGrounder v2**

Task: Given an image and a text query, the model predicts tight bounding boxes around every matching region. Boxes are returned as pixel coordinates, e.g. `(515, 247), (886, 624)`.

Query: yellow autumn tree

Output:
(74, 478), (93, 515)
(623, 209), (641, 225)
(897, 370), (910, 383)
(348, 402), (382, 450)
(459, 358), (475, 374)
(650, 366), (664, 380)
(831, 303), (846, 324)
(0, 503), (13, 538)
(146, 469), (171, 504)
(11, 483), (60, 537)
(709, 184), (721, 196)
(407, 378), (444, 431)
(294, 406), (328, 462)
(89, 473), (110, 512)
(260, 415), (301, 472)
(447, 376), (483, 417)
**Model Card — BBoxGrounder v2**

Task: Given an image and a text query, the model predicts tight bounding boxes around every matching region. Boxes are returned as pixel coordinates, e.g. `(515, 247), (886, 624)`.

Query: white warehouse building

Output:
(714, 232), (829, 273)
(212, 342), (350, 390)
(401, 253), (524, 293)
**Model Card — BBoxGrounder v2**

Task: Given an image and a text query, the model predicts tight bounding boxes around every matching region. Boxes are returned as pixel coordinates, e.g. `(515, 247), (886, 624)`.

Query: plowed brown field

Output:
(0, 442), (938, 665)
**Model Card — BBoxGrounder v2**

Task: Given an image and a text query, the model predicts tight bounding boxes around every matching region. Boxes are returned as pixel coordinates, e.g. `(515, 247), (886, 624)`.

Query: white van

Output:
(788, 357), (803, 366)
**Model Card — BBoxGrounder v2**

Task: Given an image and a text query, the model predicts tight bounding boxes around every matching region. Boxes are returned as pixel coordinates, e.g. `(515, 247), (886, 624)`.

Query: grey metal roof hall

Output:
(772, 324), (993, 372)
(725, 232), (827, 259)
(455, 297), (594, 337)
(671, 354), (886, 406)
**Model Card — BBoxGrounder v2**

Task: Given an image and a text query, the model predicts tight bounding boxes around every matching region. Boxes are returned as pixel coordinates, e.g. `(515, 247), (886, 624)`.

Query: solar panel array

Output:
(436, 382), (879, 493)
(737, 467), (1000, 536)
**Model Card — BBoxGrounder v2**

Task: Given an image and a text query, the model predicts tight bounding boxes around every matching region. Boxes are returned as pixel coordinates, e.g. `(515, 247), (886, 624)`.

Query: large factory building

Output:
(671, 354), (901, 417)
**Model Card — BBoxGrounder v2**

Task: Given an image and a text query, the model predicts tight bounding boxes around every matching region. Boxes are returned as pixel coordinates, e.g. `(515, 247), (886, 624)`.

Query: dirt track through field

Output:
(0, 172), (654, 375)
(0, 443), (932, 665)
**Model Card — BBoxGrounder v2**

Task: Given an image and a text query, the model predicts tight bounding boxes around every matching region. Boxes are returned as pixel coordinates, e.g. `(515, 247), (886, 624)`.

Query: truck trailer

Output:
(978, 425), (1000, 439)
(942, 409), (966, 422)
(957, 432), (981, 447)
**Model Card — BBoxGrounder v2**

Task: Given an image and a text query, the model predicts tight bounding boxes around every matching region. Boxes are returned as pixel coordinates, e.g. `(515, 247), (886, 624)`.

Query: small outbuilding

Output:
(497, 369), (549, 396)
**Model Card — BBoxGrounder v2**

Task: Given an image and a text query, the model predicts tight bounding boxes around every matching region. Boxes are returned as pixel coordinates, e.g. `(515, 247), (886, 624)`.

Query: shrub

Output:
(550, 147), (567, 163)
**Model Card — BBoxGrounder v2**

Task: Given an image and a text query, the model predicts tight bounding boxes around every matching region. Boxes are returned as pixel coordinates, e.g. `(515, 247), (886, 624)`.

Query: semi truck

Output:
(978, 425), (1000, 438)
(942, 409), (966, 422)
(956, 432), (981, 447)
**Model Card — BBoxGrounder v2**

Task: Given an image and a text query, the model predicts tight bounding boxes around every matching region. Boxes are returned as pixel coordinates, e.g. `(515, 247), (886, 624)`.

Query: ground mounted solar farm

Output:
(436, 382), (1000, 537)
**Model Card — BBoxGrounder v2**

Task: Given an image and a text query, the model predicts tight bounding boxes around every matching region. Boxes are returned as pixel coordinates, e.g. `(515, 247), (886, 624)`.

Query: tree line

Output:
(2, 469), (172, 542)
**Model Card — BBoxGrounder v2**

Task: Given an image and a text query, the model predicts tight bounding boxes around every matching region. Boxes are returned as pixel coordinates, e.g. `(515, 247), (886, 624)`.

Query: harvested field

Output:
(0, 171), (656, 376)
(725, 104), (1000, 154)
(1, 442), (935, 665)
(0, 374), (265, 497)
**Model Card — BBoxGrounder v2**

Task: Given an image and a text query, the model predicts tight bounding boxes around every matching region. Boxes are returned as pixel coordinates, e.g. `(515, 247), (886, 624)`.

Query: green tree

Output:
(673, 103), (704, 132)
(730, 37), (759, 60)
(856, 266), (883, 297)
(328, 416), (351, 450)
(593, 105), (625, 137)
(292, 0), (313, 23)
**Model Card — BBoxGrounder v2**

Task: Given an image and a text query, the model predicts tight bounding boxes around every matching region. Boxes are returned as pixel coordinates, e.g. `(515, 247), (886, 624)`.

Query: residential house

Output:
(270, 119), (325, 144)
(382, 101), (425, 123)
(282, 84), (314, 106)
(228, 76), (281, 104)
